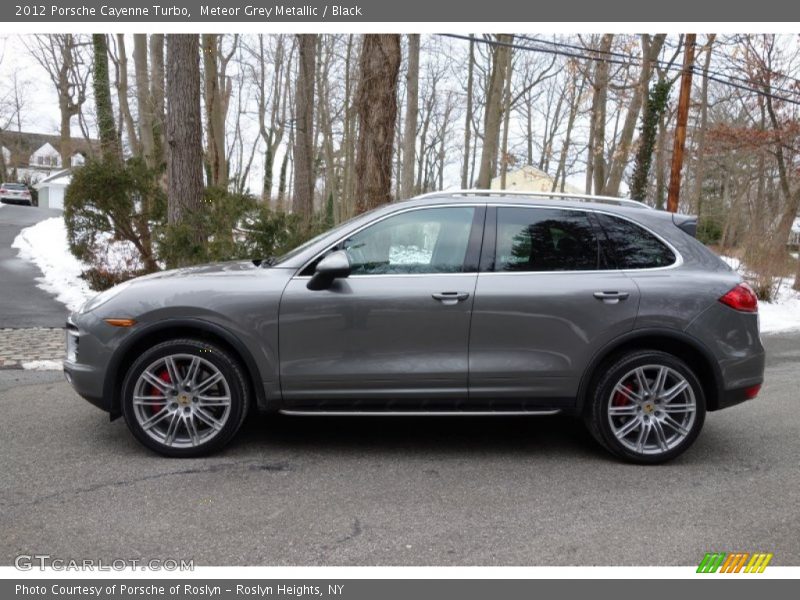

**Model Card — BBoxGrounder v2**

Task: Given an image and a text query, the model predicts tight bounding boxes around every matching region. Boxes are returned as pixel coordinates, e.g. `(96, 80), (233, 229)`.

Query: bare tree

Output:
(354, 34), (402, 213)
(400, 34), (420, 199)
(293, 34), (316, 223)
(203, 34), (236, 187)
(476, 34), (513, 189)
(91, 34), (120, 161)
(588, 34), (614, 195)
(26, 34), (90, 167)
(166, 34), (205, 262)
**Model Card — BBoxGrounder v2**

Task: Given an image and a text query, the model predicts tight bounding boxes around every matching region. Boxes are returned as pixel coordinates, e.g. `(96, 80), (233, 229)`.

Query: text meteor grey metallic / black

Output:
(63, 191), (765, 463)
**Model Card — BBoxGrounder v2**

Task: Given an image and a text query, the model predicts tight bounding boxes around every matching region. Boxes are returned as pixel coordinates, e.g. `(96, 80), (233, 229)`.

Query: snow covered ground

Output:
(11, 217), (800, 337)
(12, 217), (95, 312)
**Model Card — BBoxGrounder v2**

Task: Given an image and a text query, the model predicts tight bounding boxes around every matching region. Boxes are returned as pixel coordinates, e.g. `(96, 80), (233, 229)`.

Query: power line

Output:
(517, 34), (800, 97)
(439, 33), (800, 107)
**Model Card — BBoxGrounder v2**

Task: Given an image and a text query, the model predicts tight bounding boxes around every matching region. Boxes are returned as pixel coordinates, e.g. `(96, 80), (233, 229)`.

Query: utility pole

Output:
(667, 33), (696, 213)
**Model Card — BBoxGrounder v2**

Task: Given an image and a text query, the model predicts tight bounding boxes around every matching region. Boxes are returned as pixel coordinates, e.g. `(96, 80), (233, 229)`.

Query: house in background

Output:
(490, 165), (583, 195)
(0, 131), (94, 185)
(34, 169), (71, 210)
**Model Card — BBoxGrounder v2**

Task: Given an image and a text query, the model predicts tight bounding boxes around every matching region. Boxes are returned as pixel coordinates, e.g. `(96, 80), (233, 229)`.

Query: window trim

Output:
(293, 203), (486, 279)
(478, 204), (683, 275)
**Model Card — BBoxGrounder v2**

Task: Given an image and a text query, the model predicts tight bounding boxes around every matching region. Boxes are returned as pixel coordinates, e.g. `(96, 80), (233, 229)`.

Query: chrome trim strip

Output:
(279, 409), (562, 417)
(413, 189), (652, 209)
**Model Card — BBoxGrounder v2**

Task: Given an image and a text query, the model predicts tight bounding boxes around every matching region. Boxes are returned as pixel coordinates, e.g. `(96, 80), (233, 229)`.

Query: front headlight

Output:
(79, 280), (133, 314)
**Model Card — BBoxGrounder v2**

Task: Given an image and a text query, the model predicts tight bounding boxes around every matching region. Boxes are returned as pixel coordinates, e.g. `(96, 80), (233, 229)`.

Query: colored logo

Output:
(697, 552), (773, 573)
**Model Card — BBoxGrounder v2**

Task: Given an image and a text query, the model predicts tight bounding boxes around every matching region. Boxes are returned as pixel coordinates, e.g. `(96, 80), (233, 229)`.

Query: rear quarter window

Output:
(596, 213), (676, 269)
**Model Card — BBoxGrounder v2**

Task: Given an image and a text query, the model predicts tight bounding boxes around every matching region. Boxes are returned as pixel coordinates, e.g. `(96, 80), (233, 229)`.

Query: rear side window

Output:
(494, 207), (600, 272)
(596, 213), (676, 269)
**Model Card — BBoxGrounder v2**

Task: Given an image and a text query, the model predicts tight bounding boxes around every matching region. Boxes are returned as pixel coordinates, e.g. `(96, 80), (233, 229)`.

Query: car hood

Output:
(136, 260), (265, 280)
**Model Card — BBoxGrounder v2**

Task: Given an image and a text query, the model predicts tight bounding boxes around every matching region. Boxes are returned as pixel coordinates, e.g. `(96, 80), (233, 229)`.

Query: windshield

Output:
(2, 183), (27, 190)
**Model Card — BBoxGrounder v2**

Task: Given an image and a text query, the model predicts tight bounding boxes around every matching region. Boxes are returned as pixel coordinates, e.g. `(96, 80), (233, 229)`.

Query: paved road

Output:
(0, 203), (67, 328)
(0, 333), (798, 566)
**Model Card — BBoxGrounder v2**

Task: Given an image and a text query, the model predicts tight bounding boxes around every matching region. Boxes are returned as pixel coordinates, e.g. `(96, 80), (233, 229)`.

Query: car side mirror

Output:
(307, 250), (351, 290)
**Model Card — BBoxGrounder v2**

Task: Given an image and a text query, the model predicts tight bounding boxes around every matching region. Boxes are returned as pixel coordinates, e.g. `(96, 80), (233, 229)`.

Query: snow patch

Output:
(22, 359), (63, 371)
(12, 217), (95, 311)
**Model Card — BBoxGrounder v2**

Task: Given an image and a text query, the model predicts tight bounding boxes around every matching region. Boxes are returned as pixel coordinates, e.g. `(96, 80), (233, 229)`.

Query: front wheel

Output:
(121, 339), (249, 457)
(584, 350), (706, 464)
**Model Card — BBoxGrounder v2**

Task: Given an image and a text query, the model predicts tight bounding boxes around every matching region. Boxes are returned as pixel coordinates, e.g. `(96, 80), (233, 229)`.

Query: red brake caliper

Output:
(150, 368), (171, 415)
(612, 383), (634, 406)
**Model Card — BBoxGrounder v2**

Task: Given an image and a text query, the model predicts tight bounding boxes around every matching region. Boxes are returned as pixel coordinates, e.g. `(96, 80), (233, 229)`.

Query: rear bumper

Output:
(716, 380), (764, 411)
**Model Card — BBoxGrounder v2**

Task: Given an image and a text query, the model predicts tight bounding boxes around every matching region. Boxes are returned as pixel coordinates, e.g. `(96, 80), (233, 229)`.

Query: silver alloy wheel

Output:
(606, 364), (696, 456)
(132, 353), (232, 449)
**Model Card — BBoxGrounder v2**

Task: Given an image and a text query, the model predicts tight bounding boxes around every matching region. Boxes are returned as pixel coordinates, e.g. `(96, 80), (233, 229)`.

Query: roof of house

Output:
(0, 130), (97, 166)
(34, 168), (71, 189)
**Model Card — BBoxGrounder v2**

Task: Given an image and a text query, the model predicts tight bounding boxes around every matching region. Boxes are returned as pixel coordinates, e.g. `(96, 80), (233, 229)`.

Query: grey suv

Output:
(63, 191), (765, 463)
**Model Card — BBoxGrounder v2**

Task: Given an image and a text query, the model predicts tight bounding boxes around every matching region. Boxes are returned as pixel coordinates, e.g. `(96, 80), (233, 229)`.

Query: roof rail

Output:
(412, 189), (652, 210)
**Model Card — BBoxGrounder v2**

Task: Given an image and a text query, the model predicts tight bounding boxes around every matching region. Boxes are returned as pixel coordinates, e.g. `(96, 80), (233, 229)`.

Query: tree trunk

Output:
(605, 34), (666, 196)
(354, 34), (402, 214)
(134, 34), (158, 169)
(630, 79), (672, 202)
(461, 37), (475, 189)
(692, 35), (715, 215)
(590, 34), (613, 195)
(166, 34), (204, 260)
(202, 34), (229, 188)
(400, 34), (420, 199)
(476, 34), (513, 189)
(92, 34), (120, 162)
(113, 34), (140, 155)
(149, 34), (166, 168)
(293, 34), (317, 223)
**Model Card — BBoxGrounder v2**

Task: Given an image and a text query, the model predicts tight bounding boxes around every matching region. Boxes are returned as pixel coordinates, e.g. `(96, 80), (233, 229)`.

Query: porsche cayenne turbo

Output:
(63, 191), (765, 463)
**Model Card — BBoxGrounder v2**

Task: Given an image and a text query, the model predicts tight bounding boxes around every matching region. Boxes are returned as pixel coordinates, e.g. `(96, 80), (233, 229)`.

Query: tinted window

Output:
(495, 207), (600, 272)
(596, 213), (676, 269)
(342, 207), (476, 275)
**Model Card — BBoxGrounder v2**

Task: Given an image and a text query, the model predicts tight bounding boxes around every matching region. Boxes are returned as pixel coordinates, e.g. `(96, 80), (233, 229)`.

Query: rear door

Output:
(468, 206), (640, 406)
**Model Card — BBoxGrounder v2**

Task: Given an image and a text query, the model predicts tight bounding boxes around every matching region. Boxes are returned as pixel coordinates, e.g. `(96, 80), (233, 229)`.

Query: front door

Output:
(279, 205), (484, 408)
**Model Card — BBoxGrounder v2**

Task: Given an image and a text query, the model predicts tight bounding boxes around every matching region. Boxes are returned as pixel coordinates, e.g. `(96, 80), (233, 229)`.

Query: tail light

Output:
(719, 283), (758, 313)
(744, 384), (761, 399)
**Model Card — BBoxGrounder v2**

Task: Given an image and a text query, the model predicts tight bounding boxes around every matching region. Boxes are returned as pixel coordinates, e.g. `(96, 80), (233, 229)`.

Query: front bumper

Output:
(63, 360), (108, 412)
(63, 316), (116, 414)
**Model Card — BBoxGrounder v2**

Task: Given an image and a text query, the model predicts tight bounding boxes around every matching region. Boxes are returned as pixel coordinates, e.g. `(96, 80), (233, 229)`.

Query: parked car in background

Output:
(63, 190), (765, 463)
(0, 182), (33, 205)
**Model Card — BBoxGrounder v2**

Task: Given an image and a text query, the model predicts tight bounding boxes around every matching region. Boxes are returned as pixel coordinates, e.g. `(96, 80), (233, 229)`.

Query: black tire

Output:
(121, 338), (250, 457)
(584, 350), (706, 464)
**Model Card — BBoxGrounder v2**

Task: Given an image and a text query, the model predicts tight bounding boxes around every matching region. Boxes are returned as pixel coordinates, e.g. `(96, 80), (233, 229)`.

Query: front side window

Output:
(494, 207), (600, 272)
(596, 213), (676, 269)
(342, 206), (476, 275)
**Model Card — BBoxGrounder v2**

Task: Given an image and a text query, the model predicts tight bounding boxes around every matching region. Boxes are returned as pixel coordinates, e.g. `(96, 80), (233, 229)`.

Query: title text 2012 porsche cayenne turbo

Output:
(64, 191), (765, 463)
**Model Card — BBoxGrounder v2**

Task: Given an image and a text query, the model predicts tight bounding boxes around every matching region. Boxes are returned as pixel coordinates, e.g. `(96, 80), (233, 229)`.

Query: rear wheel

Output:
(584, 350), (706, 464)
(121, 339), (249, 457)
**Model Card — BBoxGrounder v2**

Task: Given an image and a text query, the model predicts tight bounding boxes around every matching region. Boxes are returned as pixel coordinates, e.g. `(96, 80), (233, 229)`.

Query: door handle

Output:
(432, 291), (470, 305)
(593, 291), (630, 304)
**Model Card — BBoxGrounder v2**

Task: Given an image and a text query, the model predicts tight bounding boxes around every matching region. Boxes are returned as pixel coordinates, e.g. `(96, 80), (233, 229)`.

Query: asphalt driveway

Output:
(0, 333), (797, 566)
(0, 203), (67, 328)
